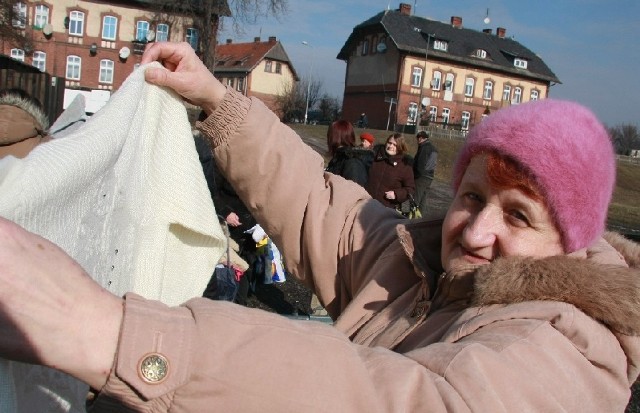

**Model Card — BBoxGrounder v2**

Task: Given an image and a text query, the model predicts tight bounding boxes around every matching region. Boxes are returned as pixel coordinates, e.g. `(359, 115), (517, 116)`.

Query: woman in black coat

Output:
(325, 120), (373, 187)
(366, 133), (415, 209)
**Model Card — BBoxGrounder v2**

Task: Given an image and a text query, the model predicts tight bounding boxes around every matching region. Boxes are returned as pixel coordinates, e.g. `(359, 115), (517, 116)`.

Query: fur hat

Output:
(360, 132), (375, 144)
(0, 90), (49, 145)
(453, 99), (615, 252)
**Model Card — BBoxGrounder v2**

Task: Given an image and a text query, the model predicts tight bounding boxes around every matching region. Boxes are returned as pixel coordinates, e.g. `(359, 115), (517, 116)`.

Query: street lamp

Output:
(413, 28), (434, 130)
(302, 41), (313, 124)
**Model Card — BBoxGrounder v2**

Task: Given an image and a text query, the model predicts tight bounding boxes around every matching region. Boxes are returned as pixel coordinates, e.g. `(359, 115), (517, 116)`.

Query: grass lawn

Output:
(290, 123), (640, 233)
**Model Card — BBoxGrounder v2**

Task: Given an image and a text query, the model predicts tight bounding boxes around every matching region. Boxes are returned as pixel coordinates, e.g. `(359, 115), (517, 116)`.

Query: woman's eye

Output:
(508, 210), (530, 226)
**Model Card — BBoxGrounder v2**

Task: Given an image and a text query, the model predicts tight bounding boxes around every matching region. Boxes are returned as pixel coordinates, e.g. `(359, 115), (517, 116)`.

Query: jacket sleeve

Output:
(197, 88), (401, 317)
(342, 158), (368, 187)
(90, 294), (632, 413)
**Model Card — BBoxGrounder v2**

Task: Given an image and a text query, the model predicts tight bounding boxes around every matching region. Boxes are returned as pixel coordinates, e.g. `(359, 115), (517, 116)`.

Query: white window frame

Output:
(156, 23), (169, 42)
(361, 39), (369, 56)
(99, 59), (114, 84)
(464, 77), (475, 96)
(186, 28), (199, 50)
(13, 2), (26, 28)
(461, 111), (471, 130)
(514, 58), (528, 69)
(69, 11), (84, 36)
(444, 73), (454, 92)
(66, 55), (81, 80)
(434, 40), (448, 52)
(502, 85), (511, 102)
(411, 66), (423, 87)
(408, 102), (418, 125)
(513, 87), (522, 104)
(431, 71), (442, 90)
(264, 60), (272, 72)
(34, 5), (49, 29)
(32, 51), (46, 71)
(475, 49), (487, 59)
(102, 15), (117, 41)
(10, 48), (25, 62)
(226, 78), (234, 87)
(236, 77), (245, 92)
(442, 108), (450, 124)
(428, 106), (437, 122)
(530, 90), (539, 101)
(275, 62), (282, 74)
(483, 81), (493, 100)
(136, 20), (149, 42)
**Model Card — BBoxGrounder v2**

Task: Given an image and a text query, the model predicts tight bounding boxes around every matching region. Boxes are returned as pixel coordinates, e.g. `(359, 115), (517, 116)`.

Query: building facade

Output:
(337, 3), (561, 131)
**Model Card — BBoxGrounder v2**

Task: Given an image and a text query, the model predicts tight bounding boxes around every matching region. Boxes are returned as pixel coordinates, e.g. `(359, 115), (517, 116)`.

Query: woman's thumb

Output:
(144, 67), (169, 87)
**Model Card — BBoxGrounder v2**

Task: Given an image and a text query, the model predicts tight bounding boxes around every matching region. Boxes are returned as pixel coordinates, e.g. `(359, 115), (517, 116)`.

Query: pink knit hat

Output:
(453, 99), (615, 252)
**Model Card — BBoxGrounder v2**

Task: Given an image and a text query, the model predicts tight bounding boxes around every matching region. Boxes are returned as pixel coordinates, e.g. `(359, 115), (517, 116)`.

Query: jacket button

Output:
(138, 353), (169, 384)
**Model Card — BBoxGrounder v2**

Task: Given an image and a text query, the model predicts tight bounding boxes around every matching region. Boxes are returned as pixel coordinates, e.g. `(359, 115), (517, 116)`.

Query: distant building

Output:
(337, 2), (561, 131)
(214, 37), (299, 117)
(1, 0), (230, 113)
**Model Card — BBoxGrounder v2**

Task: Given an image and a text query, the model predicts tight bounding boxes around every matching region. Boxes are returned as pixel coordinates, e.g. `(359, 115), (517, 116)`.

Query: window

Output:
(502, 85), (511, 102)
(442, 108), (450, 124)
(475, 49), (487, 59)
(186, 28), (199, 50)
(69, 11), (84, 36)
(13, 2), (26, 28)
(32, 51), (46, 71)
(361, 39), (369, 56)
(464, 77), (475, 96)
(530, 90), (539, 101)
(10, 49), (24, 62)
(434, 40), (448, 52)
(444, 73), (454, 91)
(275, 62), (282, 74)
(408, 102), (418, 124)
(99, 59), (114, 84)
(102, 16), (117, 40)
(513, 87), (522, 104)
(483, 81), (493, 100)
(264, 60), (272, 72)
(226, 78), (234, 88)
(431, 71), (441, 90)
(411, 66), (423, 87)
(237, 77), (245, 92)
(66, 55), (81, 80)
(136, 21), (149, 42)
(156, 23), (169, 42)
(461, 111), (471, 130)
(34, 5), (49, 29)
(514, 58), (528, 69)
(428, 106), (437, 122)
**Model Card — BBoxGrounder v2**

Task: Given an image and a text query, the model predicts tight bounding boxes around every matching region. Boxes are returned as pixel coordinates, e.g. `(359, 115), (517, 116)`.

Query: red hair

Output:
(485, 151), (543, 202)
(327, 120), (355, 155)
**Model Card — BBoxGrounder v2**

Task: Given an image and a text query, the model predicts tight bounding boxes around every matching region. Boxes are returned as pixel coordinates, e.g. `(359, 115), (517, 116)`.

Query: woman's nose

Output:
(462, 205), (501, 248)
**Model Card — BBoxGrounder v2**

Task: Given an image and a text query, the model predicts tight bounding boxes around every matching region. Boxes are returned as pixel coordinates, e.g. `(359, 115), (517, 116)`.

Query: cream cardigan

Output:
(0, 63), (225, 412)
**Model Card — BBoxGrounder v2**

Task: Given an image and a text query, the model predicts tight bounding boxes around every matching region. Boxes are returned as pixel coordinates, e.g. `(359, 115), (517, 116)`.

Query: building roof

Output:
(337, 8), (561, 84)
(214, 37), (299, 79)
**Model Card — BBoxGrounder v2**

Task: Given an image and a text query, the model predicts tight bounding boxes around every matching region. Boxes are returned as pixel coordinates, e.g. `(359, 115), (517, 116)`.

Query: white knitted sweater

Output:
(0, 63), (225, 412)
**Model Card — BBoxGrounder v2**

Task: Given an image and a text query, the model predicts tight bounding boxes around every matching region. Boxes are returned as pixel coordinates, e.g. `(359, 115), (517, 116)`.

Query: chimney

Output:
(254, 36), (261, 42)
(268, 36), (277, 43)
(482, 28), (492, 34)
(399, 3), (411, 15)
(496, 27), (506, 38)
(226, 39), (232, 44)
(451, 16), (462, 28)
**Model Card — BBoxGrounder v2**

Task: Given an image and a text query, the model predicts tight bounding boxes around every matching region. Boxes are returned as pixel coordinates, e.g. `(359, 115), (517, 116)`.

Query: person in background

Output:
(366, 132), (415, 209)
(0, 42), (639, 413)
(325, 119), (373, 187)
(359, 132), (375, 150)
(0, 88), (51, 159)
(412, 130), (438, 216)
(357, 112), (368, 128)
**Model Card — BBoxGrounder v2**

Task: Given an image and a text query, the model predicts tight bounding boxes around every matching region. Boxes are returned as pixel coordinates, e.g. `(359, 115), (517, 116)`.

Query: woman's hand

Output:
(141, 42), (227, 115)
(225, 212), (242, 227)
(0, 217), (123, 390)
(385, 191), (396, 200)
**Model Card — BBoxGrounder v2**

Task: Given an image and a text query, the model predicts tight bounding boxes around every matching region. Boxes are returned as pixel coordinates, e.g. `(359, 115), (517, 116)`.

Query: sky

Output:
(219, 0), (640, 127)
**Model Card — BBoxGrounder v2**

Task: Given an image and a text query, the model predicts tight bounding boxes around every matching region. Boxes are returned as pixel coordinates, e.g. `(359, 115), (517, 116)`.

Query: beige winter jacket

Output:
(91, 89), (640, 412)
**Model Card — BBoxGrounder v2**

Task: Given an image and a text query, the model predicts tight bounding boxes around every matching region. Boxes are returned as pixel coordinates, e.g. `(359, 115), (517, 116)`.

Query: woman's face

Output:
(385, 137), (398, 156)
(441, 155), (564, 273)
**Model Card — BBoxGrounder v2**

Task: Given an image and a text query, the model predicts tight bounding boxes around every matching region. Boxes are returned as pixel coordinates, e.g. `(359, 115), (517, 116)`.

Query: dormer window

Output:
(514, 58), (528, 69)
(434, 40), (448, 52)
(475, 49), (487, 59)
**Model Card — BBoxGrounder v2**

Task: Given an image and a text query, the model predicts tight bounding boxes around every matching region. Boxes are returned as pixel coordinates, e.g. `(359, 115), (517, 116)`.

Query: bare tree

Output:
(274, 79), (304, 122)
(318, 94), (340, 122)
(610, 124), (640, 156)
(0, 0), (33, 51)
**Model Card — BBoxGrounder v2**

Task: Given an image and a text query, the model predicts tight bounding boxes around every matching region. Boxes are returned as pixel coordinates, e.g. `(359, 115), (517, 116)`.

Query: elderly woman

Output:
(0, 42), (638, 413)
(0, 89), (51, 159)
(366, 132), (415, 209)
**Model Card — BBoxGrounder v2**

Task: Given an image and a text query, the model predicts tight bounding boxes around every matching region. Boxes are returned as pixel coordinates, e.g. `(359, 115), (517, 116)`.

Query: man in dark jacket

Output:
(413, 131), (438, 216)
